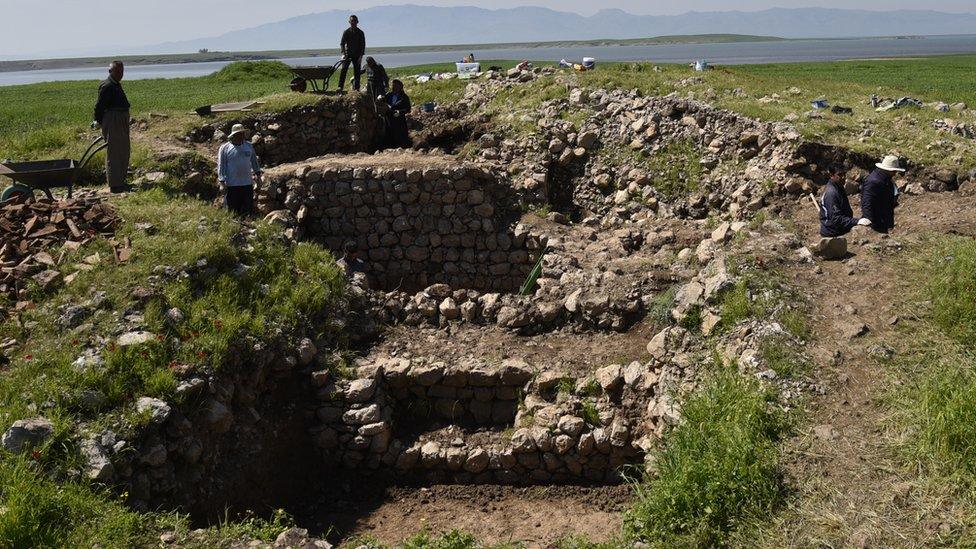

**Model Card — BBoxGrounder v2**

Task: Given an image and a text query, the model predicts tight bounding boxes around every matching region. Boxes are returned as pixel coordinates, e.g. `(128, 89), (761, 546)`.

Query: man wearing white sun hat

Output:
(860, 155), (905, 234)
(217, 124), (263, 216)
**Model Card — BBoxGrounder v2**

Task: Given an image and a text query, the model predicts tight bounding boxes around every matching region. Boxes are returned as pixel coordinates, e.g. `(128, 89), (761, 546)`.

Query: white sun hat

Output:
(228, 124), (248, 139)
(875, 155), (905, 172)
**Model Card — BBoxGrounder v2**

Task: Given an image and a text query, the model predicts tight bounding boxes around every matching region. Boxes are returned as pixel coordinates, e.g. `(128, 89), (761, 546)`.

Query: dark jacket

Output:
(340, 27), (366, 58)
(385, 91), (411, 115)
(94, 77), (130, 124)
(366, 63), (389, 96)
(819, 180), (858, 237)
(860, 169), (898, 233)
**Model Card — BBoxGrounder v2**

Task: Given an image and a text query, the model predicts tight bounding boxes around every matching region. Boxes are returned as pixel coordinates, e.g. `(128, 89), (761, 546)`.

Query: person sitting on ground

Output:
(338, 15), (366, 92)
(217, 124), (262, 216)
(364, 57), (389, 99)
(861, 155), (905, 234)
(384, 79), (412, 148)
(819, 164), (871, 237)
(336, 241), (368, 285)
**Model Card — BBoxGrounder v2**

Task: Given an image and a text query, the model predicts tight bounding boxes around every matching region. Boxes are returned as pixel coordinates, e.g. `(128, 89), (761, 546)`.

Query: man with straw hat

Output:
(217, 124), (263, 216)
(860, 155), (905, 234)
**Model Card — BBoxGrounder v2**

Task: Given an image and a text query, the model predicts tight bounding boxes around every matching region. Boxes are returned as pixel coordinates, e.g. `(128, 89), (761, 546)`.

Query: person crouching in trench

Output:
(217, 124), (263, 216)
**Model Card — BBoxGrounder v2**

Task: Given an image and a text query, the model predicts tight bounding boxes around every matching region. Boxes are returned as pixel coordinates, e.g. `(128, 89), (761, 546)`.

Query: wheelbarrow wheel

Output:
(1, 183), (33, 203)
(290, 77), (308, 93)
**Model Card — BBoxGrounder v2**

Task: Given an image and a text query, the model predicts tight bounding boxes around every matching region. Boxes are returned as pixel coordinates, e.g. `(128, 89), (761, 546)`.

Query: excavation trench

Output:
(120, 143), (657, 543)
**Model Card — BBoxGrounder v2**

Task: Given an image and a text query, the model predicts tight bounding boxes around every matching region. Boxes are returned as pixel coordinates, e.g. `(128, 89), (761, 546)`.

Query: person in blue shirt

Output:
(217, 124), (263, 216)
(819, 164), (871, 237)
(384, 79), (412, 148)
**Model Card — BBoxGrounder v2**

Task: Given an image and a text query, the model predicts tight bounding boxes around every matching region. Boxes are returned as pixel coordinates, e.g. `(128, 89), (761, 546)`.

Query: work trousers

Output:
(338, 56), (363, 91)
(224, 185), (254, 216)
(101, 109), (130, 189)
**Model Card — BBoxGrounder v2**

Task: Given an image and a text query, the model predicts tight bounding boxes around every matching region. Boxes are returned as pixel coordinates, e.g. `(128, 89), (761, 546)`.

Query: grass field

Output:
(3, 55), (975, 173)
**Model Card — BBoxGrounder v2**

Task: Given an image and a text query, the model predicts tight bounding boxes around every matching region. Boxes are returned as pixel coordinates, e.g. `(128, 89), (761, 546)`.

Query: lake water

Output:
(3, 34), (976, 87)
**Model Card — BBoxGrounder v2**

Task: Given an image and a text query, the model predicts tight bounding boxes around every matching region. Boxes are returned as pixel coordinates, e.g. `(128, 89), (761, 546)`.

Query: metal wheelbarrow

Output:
(289, 59), (345, 93)
(0, 136), (108, 202)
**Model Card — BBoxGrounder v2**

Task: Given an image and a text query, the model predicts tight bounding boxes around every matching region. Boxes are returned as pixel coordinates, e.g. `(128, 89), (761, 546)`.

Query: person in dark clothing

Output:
(364, 57), (389, 98)
(338, 15), (366, 91)
(384, 79), (412, 148)
(819, 165), (871, 237)
(861, 155), (905, 234)
(93, 60), (131, 193)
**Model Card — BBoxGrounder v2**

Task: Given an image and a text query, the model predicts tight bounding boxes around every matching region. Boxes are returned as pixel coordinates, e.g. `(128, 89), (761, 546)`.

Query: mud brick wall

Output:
(187, 95), (384, 167)
(260, 159), (541, 292)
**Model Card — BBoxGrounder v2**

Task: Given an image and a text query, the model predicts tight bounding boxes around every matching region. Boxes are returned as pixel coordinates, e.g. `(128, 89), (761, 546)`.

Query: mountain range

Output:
(146, 5), (976, 54)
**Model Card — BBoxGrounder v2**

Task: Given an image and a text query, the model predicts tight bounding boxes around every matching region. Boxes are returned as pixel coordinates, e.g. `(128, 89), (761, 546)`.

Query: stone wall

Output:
(308, 357), (665, 485)
(187, 95), (384, 167)
(259, 154), (542, 292)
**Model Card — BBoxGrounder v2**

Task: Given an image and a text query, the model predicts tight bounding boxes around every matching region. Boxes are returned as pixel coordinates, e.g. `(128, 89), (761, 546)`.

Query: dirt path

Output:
(771, 189), (976, 547)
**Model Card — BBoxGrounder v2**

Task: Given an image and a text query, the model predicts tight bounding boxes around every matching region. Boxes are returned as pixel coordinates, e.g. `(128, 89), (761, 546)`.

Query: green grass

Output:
(0, 62), (301, 162)
(0, 189), (346, 547)
(624, 369), (789, 547)
(0, 456), (158, 548)
(925, 237), (976, 345)
(892, 237), (976, 498)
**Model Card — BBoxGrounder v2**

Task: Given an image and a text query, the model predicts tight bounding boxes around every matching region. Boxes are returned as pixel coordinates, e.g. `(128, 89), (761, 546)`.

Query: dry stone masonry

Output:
(187, 94), (384, 167)
(309, 355), (672, 484)
(259, 154), (542, 292)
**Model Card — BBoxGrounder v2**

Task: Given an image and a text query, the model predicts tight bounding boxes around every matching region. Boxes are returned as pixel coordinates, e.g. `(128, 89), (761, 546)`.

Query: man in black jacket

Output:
(338, 15), (366, 92)
(861, 155), (905, 233)
(93, 60), (131, 192)
(819, 164), (871, 237)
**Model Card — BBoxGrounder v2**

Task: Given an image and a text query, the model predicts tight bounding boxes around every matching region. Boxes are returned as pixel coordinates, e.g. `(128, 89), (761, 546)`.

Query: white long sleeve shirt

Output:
(217, 141), (262, 187)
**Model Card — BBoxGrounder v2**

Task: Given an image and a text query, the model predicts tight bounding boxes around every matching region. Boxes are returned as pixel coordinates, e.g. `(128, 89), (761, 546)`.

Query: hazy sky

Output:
(2, 0), (975, 58)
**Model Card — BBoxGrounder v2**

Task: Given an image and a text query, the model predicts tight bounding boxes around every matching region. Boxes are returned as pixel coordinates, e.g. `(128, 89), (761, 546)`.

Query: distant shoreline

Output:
(0, 34), (785, 73)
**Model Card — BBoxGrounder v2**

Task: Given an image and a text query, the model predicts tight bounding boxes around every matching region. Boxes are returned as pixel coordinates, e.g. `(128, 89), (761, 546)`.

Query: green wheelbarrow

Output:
(0, 136), (108, 202)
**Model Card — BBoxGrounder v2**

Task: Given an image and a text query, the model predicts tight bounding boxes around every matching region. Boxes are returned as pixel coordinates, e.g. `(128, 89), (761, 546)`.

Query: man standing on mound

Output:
(338, 15), (366, 92)
(93, 60), (131, 193)
(861, 155), (905, 234)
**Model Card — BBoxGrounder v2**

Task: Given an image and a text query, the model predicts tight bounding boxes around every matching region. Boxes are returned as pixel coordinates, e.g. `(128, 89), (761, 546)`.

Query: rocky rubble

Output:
(0, 195), (119, 313)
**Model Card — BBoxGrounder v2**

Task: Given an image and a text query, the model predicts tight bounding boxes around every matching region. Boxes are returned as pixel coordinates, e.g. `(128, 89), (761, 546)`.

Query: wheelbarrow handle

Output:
(78, 136), (108, 170)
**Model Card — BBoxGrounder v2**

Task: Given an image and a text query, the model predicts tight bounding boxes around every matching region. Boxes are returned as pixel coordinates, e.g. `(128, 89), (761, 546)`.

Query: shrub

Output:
(624, 370), (788, 546)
